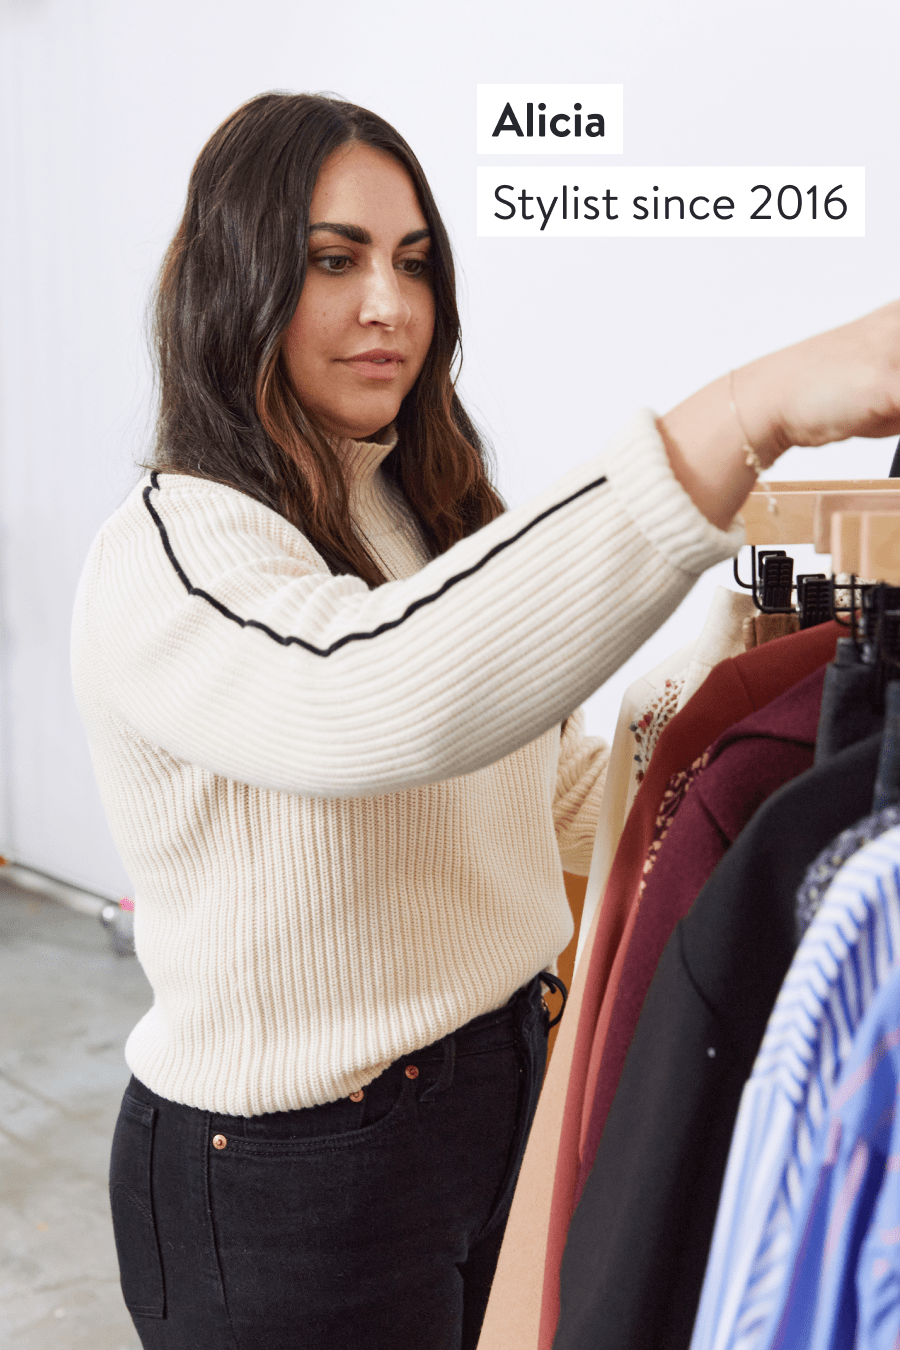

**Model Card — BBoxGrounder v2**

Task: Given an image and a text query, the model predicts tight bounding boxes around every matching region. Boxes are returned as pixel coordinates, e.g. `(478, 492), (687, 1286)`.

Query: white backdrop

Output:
(1, 0), (898, 895)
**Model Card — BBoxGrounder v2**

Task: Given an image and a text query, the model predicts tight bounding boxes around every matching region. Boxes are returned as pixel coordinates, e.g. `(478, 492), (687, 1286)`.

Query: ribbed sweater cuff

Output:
(598, 409), (745, 574)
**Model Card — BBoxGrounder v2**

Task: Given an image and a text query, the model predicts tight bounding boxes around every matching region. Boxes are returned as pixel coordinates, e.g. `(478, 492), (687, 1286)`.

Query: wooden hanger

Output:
(830, 512), (900, 582)
(738, 480), (900, 604)
(743, 480), (900, 547)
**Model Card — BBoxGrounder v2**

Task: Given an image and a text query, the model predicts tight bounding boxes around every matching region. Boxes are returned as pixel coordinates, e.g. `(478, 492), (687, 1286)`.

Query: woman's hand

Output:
(659, 300), (900, 530)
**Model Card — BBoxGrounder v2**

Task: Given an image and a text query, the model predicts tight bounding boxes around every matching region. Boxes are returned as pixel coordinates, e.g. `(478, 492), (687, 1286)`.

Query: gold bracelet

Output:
(729, 369), (778, 515)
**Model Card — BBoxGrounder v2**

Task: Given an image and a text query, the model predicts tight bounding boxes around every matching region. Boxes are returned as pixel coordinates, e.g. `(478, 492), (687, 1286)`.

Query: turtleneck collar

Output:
(332, 425), (399, 516)
(334, 425), (397, 483)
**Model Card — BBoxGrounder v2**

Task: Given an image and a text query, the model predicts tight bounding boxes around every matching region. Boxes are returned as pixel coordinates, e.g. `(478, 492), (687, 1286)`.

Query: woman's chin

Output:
(323, 400), (403, 443)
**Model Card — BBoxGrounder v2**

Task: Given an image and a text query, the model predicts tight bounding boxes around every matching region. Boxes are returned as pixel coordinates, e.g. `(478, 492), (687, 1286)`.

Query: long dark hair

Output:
(150, 91), (505, 585)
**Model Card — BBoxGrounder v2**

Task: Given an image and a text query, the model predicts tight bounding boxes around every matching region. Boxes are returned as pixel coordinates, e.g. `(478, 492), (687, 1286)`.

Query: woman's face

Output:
(283, 142), (436, 442)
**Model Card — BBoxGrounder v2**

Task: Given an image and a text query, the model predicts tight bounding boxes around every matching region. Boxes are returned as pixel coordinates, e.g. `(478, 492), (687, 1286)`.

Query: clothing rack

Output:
(483, 476), (900, 1350)
(548, 480), (900, 1349)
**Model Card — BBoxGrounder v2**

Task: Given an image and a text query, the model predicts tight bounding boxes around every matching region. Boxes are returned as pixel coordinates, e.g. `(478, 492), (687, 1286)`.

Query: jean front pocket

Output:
(206, 1074), (423, 1342)
(109, 1092), (165, 1318)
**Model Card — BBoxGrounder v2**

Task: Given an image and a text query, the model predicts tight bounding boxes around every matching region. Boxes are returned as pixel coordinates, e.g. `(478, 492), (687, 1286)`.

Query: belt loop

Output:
(419, 1034), (457, 1103)
(539, 972), (568, 1029)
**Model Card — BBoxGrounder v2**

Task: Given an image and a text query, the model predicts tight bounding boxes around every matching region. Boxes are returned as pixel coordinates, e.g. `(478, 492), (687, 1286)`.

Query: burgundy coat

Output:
(574, 661), (828, 1201)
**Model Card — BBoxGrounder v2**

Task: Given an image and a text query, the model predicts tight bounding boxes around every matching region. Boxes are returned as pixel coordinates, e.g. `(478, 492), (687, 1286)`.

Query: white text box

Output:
(477, 167), (864, 236)
(477, 85), (624, 155)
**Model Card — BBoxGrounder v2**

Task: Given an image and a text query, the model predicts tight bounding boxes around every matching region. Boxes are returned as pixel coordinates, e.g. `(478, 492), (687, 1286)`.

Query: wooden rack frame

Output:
(743, 480), (900, 582)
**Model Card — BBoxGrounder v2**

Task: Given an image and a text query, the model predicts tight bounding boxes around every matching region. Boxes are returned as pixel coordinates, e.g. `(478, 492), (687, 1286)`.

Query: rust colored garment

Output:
(475, 620), (840, 1350)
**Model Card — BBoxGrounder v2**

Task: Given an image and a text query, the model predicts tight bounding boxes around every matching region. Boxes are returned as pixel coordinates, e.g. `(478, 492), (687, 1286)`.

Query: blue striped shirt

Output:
(764, 962), (900, 1349)
(690, 823), (900, 1350)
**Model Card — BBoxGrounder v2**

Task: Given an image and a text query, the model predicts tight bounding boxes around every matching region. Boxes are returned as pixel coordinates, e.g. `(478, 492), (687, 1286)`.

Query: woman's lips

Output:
(342, 350), (403, 381)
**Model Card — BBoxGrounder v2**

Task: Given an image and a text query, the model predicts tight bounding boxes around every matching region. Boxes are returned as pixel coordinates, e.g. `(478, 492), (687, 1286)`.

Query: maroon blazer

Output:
(574, 661), (828, 1201)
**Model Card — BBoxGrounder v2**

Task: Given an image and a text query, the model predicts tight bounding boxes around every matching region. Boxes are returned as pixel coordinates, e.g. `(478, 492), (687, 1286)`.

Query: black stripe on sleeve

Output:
(142, 470), (608, 659)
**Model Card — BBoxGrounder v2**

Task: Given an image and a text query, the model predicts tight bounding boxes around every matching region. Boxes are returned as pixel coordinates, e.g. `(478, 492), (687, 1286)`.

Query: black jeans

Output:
(110, 974), (557, 1349)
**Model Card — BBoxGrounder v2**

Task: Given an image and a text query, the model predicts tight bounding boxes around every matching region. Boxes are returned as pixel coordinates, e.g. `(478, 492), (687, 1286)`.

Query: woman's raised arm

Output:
(73, 302), (900, 800)
(659, 299), (900, 528)
(73, 414), (738, 798)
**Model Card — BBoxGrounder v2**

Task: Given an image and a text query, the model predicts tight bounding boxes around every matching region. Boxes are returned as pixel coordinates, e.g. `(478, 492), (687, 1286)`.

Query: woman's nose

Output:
(358, 260), (410, 330)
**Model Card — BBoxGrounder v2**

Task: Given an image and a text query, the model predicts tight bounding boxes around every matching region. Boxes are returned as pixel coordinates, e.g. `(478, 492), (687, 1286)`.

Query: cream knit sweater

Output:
(71, 410), (742, 1115)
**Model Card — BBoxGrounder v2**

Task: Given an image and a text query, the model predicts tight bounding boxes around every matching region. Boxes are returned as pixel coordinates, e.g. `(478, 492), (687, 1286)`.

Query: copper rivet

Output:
(405, 1065), (419, 1080)
(349, 1089), (364, 1102)
(212, 1134), (227, 1150)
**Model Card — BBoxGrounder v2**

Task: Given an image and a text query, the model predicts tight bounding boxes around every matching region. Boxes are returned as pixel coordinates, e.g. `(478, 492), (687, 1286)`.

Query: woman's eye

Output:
(316, 254), (353, 274)
(398, 257), (431, 278)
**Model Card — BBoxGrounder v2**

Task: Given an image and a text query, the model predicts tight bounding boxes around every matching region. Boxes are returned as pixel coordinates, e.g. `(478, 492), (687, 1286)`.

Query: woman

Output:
(71, 91), (900, 1349)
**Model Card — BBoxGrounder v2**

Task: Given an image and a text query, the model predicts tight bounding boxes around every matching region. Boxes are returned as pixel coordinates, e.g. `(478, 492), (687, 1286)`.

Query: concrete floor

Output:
(0, 877), (151, 1349)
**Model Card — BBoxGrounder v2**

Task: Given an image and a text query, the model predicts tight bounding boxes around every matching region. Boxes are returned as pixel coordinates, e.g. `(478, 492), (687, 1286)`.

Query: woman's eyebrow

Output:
(309, 222), (371, 244)
(308, 223), (431, 247)
(398, 228), (431, 246)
